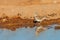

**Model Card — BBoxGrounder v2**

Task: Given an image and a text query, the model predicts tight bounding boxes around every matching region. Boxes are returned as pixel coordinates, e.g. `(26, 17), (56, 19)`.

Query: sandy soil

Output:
(0, 0), (60, 19)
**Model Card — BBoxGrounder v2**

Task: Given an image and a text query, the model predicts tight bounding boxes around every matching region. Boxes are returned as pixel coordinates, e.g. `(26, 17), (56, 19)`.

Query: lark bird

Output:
(34, 13), (48, 22)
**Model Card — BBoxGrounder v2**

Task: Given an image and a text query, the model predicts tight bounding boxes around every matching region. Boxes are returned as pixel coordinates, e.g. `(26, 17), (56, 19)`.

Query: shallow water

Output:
(0, 25), (59, 40)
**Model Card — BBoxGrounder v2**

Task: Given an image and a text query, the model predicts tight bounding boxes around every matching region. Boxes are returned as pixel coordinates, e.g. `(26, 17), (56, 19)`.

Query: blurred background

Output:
(0, 25), (60, 40)
(0, 0), (60, 40)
